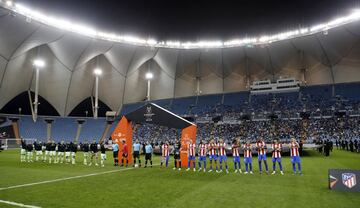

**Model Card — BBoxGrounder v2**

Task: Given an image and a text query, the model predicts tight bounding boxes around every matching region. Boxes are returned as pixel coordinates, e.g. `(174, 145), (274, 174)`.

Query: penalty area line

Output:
(0, 165), (159, 191)
(0, 199), (41, 208)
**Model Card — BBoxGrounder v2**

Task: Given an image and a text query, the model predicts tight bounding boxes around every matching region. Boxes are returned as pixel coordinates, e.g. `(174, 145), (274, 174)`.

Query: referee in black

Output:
(173, 139), (182, 170)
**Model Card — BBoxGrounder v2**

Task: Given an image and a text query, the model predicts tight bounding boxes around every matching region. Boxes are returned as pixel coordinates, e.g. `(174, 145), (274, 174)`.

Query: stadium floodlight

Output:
(6, 1), (12, 7)
(146, 39), (157, 46)
(93, 68), (102, 76)
(145, 72), (153, 80)
(5, 3), (360, 49)
(33, 59), (45, 68)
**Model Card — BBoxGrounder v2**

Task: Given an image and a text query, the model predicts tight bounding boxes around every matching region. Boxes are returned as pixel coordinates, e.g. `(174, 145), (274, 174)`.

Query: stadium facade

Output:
(0, 6), (360, 116)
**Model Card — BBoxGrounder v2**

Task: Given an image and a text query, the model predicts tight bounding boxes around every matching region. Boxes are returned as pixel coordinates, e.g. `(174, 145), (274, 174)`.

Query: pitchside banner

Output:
(329, 169), (360, 192)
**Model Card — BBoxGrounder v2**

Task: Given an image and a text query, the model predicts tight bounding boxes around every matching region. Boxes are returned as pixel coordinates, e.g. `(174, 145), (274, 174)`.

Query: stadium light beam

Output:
(32, 59), (45, 122)
(93, 68), (102, 118)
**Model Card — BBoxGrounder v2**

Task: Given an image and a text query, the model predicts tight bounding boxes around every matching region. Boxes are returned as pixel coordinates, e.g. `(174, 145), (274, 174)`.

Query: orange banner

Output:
(180, 125), (197, 168)
(111, 116), (133, 165)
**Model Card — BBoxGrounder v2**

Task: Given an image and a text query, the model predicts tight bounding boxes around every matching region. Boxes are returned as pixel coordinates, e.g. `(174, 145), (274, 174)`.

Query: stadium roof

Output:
(0, 4), (360, 116)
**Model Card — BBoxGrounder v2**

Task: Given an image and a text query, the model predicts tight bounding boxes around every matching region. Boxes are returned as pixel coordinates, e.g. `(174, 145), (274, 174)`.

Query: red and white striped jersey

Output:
(188, 143), (196, 157)
(162, 144), (169, 157)
(290, 142), (300, 157)
(199, 144), (207, 156)
(272, 143), (282, 158)
(256, 141), (267, 155)
(218, 142), (226, 156)
(231, 144), (240, 157)
(243, 144), (252, 157)
(209, 143), (217, 155)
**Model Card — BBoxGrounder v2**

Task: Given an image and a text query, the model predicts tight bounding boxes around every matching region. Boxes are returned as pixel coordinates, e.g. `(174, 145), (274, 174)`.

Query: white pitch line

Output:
(0, 199), (41, 208)
(0, 165), (158, 191)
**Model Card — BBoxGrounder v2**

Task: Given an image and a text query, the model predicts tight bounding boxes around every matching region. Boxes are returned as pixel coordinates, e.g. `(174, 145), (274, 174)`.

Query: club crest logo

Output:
(144, 106), (155, 121)
(342, 173), (356, 189)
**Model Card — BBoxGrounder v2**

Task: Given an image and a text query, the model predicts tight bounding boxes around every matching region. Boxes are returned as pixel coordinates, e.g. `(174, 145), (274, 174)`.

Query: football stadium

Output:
(0, 0), (360, 207)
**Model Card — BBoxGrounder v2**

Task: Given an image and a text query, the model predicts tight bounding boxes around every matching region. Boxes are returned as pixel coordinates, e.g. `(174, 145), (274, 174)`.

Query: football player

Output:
(56, 141), (65, 164)
(208, 139), (218, 173)
(186, 140), (196, 171)
(243, 140), (253, 174)
(49, 140), (57, 164)
(289, 138), (302, 175)
(256, 137), (269, 174)
(65, 142), (71, 163)
(89, 140), (99, 166)
(70, 141), (77, 165)
(20, 139), (27, 162)
(232, 138), (242, 173)
(44, 140), (51, 162)
(26, 141), (33, 162)
(218, 139), (229, 173)
(100, 142), (106, 167)
(82, 141), (90, 165)
(160, 141), (170, 168)
(198, 139), (207, 172)
(34, 140), (43, 162)
(271, 139), (284, 175)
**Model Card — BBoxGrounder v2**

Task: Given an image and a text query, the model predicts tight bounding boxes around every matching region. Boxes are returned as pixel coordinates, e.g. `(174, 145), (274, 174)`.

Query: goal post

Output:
(1, 138), (36, 150)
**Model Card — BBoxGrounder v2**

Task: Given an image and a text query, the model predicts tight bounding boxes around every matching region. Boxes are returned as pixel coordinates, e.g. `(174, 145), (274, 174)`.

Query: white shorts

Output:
(45, 151), (49, 155)
(65, 152), (71, 157)
(58, 152), (64, 156)
(21, 149), (26, 155)
(83, 152), (89, 157)
(36, 151), (43, 155)
(50, 151), (56, 156)
(71, 152), (76, 157)
(101, 153), (106, 160)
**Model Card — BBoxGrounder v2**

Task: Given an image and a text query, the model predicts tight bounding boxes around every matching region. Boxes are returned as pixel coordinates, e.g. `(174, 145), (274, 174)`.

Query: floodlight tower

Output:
(33, 59), (45, 122)
(145, 72), (153, 101)
(93, 68), (102, 118)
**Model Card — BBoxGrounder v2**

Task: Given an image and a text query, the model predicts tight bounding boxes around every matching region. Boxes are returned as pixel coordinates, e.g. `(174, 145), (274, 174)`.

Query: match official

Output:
(133, 139), (141, 167)
(144, 141), (153, 168)
(112, 140), (119, 166)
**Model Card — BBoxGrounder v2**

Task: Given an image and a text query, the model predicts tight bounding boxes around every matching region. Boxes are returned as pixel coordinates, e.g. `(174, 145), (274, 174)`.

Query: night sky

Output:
(15, 0), (360, 41)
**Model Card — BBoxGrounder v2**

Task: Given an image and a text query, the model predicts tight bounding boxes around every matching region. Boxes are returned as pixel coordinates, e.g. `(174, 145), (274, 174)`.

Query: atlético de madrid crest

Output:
(342, 173), (356, 189)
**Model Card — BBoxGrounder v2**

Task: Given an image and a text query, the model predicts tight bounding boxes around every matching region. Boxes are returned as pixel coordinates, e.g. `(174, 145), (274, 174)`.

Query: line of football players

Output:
(20, 139), (108, 167)
(159, 137), (302, 175)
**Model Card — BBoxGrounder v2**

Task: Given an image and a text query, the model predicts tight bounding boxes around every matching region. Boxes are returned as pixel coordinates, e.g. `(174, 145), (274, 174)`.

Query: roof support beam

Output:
(315, 36), (335, 96)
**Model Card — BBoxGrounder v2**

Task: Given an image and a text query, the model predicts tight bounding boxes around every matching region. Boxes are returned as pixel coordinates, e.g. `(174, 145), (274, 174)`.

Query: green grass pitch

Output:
(0, 149), (359, 208)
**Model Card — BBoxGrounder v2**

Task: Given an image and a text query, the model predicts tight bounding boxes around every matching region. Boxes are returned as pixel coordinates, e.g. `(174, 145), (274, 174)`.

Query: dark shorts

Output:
(113, 151), (118, 158)
(133, 151), (140, 158)
(145, 153), (152, 160)
(122, 153), (128, 158)
(174, 154), (180, 160)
